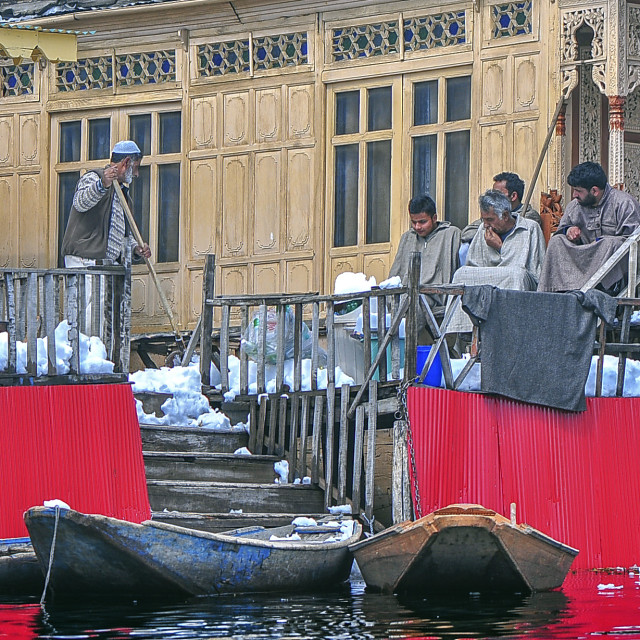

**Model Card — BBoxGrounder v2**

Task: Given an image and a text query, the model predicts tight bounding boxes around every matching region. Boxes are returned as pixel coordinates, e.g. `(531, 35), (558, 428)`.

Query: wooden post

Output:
(5, 274), (16, 374)
(120, 246), (132, 374)
(257, 304), (267, 394)
(365, 380), (377, 523)
(324, 382), (336, 510)
(404, 252), (420, 385)
(25, 272), (37, 377)
(220, 304), (230, 394)
(392, 419), (409, 524)
(66, 273), (80, 375)
(239, 306), (249, 395)
(311, 394), (324, 485)
(200, 254), (215, 387)
(298, 394), (310, 480)
(43, 274), (57, 376)
(337, 383), (350, 504)
(352, 404), (365, 514)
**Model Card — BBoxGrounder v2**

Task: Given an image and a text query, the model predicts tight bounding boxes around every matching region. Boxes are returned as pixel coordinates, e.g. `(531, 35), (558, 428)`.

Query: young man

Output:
(538, 161), (640, 293)
(388, 194), (460, 317)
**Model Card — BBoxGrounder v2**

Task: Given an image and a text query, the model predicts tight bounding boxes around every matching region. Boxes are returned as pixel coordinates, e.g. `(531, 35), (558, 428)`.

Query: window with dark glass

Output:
(159, 111), (181, 154)
(58, 171), (80, 266)
(88, 118), (110, 160)
(333, 86), (392, 248)
(129, 114), (151, 155)
(411, 74), (471, 228)
(158, 164), (180, 262)
(60, 121), (81, 163)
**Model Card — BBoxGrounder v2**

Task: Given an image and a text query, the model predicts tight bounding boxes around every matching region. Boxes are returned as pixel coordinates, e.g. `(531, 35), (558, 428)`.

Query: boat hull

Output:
(24, 507), (361, 598)
(350, 504), (578, 594)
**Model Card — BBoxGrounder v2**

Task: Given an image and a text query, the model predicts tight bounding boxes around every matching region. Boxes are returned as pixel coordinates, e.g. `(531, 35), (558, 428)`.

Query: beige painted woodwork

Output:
(0, 175), (15, 267)
(0, 0), (584, 334)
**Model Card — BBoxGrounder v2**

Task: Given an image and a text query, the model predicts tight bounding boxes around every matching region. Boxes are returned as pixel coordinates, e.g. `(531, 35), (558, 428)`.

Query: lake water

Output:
(2, 570), (640, 639)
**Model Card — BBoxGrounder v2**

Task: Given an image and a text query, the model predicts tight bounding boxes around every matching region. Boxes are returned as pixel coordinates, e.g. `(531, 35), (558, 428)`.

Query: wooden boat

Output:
(24, 506), (362, 598)
(349, 504), (578, 595)
(0, 538), (43, 595)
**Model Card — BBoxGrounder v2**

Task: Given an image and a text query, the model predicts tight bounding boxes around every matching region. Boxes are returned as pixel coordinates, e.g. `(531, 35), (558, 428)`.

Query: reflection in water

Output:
(1, 572), (640, 639)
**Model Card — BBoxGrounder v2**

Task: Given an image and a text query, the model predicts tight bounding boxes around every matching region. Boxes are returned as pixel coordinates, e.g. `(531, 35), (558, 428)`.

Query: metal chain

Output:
(396, 379), (423, 519)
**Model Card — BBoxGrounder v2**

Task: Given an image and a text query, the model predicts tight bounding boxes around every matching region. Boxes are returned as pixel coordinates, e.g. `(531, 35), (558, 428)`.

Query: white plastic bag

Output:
(241, 306), (315, 364)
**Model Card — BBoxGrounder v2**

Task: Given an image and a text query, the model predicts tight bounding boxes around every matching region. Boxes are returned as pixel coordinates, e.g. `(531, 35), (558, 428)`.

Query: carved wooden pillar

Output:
(608, 95), (626, 190)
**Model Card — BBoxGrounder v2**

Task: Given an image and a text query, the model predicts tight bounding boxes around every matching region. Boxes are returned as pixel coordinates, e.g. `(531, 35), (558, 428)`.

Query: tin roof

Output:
(0, 0), (177, 22)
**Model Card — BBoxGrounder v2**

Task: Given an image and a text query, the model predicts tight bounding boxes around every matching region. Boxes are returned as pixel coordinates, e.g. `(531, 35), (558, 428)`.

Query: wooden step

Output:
(143, 451), (279, 483)
(149, 510), (329, 534)
(147, 480), (325, 514)
(140, 424), (248, 453)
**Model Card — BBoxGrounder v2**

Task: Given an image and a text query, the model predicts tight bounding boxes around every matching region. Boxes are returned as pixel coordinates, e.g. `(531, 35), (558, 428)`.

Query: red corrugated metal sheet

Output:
(408, 386), (640, 570)
(1, 384), (150, 539)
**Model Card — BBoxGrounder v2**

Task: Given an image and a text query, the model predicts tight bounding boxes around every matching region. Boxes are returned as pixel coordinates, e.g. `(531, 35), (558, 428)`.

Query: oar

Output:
(113, 180), (186, 353)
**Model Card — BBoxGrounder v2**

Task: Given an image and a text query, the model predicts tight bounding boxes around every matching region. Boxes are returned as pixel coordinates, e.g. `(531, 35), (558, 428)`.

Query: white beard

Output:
(124, 166), (134, 184)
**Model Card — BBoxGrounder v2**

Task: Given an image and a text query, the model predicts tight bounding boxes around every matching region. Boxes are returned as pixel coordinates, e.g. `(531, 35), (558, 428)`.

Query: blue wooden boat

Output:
(0, 538), (42, 595)
(24, 506), (361, 598)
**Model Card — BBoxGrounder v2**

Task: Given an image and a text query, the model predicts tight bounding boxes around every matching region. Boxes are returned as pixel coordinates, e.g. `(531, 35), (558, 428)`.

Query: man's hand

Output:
(484, 226), (503, 251)
(102, 165), (119, 188)
(134, 243), (151, 259)
(566, 226), (581, 243)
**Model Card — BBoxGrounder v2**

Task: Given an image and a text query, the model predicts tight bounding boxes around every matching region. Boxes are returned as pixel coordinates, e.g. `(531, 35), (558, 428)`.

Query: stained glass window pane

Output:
(129, 115), (151, 156)
(412, 135), (437, 201)
(159, 112), (181, 154)
(445, 130), (470, 228)
(60, 122), (81, 163)
(58, 171), (80, 266)
(158, 164), (180, 263)
(414, 81), (438, 126)
(366, 141), (391, 244)
(88, 118), (110, 160)
(129, 165), (151, 245)
(336, 92), (360, 135)
(446, 76), (471, 121)
(334, 144), (359, 247)
(368, 87), (392, 131)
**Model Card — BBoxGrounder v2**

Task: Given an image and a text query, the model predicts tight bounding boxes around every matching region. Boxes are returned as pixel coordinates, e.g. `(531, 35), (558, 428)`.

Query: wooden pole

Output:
(521, 96), (566, 215)
(113, 181), (185, 350)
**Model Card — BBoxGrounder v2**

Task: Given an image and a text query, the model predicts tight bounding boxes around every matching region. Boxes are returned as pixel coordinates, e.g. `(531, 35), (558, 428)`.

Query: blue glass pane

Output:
(88, 118), (111, 161)
(366, 140), (391, 244)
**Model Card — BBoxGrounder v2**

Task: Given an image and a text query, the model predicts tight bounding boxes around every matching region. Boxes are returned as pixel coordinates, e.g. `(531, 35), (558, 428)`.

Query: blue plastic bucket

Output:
(416, 345), (443, 387)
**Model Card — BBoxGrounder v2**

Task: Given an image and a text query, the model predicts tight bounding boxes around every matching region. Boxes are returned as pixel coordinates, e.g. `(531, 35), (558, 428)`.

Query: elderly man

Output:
(445, 189), (546, 335)
(538, 162), (640, 293)
(389, 193), (460, 319)
(460, 171), (542, 245)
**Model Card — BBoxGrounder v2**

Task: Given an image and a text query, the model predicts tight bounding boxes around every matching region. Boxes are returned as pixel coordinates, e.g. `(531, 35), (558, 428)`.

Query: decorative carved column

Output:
(608, 95), (626, 189)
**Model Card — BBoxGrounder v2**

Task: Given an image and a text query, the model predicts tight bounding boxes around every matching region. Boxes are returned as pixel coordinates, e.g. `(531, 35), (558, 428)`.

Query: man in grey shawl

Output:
(445, 189), (546, 334)
(388, 194), (460, 324)
(538, 161), (640, 293)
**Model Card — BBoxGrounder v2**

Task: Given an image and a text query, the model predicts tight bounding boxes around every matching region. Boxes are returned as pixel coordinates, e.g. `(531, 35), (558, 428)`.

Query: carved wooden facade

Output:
(0, 0), (638, 333)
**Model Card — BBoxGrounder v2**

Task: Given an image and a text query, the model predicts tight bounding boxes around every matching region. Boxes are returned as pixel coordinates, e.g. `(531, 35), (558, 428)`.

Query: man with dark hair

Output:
(460, 171), (542, 244)
(538, 161), (640, 292)
(388, 193), (460, 317)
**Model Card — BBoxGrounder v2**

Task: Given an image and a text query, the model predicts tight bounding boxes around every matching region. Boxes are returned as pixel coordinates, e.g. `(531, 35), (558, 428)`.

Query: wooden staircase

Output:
(140, 424), (326, 533)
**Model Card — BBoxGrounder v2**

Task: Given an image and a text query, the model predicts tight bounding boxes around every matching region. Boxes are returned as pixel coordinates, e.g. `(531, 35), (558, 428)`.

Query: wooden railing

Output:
(199, 255), (413, 526)
(0, 254), (131, 383)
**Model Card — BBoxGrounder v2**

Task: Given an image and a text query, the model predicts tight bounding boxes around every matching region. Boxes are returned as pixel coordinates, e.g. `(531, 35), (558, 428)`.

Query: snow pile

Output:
(0, 321), (113, 376)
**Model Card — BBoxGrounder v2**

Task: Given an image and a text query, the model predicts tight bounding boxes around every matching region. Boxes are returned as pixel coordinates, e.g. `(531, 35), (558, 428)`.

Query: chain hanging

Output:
(396, 379), (423, 519)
